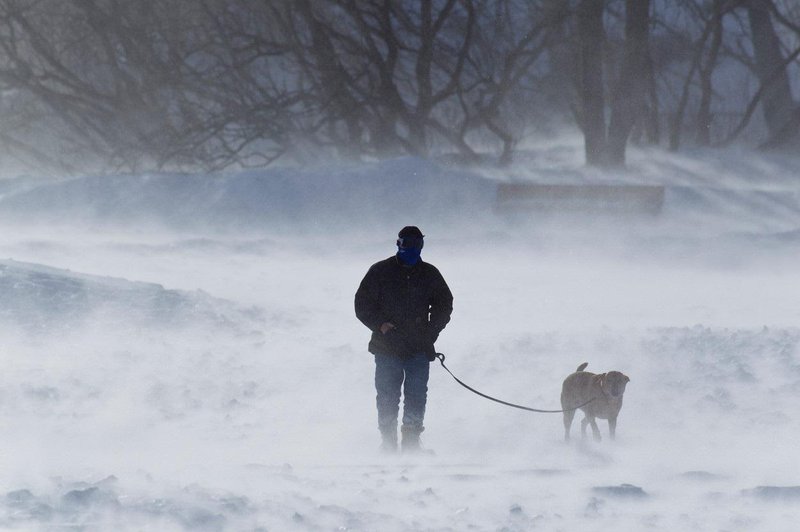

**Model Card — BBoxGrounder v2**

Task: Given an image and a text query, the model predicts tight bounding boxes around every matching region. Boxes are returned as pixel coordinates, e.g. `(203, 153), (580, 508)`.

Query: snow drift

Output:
(0, 144), (799, 530)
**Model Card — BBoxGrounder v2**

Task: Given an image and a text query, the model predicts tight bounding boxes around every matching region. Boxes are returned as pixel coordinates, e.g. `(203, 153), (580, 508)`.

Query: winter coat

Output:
(355, 255), (453, 358)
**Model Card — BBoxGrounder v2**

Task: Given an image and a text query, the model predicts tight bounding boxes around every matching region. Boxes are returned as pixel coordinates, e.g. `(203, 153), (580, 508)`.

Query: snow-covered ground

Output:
(1, 142), (799, 530)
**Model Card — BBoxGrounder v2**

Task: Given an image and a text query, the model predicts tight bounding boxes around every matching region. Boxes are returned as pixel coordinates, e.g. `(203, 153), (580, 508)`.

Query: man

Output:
(355, 226), (453, 453)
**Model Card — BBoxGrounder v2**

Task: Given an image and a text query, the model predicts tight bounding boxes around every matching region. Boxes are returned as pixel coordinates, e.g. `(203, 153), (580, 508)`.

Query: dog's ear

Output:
(624, 374), (630, 382)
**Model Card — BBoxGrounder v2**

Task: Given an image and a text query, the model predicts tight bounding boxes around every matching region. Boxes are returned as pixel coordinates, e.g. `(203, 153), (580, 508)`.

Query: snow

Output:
(0, 141), (799, 530)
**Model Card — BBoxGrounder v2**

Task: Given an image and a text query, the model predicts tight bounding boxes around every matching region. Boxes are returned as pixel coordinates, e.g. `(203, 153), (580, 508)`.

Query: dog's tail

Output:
(576, 362), (589, 372)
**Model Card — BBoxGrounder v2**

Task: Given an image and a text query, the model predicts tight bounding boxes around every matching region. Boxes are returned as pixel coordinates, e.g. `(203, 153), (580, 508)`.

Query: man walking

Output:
(355, 226), (453, 453)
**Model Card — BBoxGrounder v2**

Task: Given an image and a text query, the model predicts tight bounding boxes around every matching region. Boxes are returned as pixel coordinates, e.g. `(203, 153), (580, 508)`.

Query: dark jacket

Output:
(355, 255), (453, 357)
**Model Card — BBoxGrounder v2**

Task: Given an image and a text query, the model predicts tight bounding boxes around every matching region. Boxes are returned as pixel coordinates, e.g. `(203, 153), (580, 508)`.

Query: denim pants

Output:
(374, 352), (430, 431)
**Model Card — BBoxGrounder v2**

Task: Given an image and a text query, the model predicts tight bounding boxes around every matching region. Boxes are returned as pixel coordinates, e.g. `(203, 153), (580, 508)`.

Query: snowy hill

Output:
(0, 158), (495, 233)
(1, 144), (800, 238)
(0, 145), (799, 530)
(0, 259), (260, 333)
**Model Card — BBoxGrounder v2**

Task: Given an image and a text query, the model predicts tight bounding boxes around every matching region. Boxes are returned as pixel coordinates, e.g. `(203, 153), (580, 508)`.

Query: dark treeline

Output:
(0, 0), (798, 174)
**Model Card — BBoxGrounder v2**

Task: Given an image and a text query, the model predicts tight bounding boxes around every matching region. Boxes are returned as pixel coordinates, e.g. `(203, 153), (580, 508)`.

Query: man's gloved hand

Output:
(424, 330), (438, 361)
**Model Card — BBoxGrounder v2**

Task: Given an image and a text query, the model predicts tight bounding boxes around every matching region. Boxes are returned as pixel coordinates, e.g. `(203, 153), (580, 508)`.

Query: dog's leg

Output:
(588, 417), (601, 441)
(580, 416), (590, 439)
(608, 416), (617, 440)
(563, 409), (575, 441)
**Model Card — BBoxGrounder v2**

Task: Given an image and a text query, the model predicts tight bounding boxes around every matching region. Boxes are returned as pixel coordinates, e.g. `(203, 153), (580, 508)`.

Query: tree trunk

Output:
(411, 0), (434, 156)
(542, 0), (573, 108)
(576, 0), (606, 167)
(294, 0), (363, 156)
(643, 52), (660, 144)
(747, 0), (796, 143)
(696, 0), (725, 146)
(606, 0), (650, 166)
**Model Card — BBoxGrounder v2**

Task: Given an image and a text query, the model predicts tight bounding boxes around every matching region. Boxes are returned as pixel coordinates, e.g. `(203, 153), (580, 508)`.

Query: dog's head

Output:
(594, 371), (630, 398)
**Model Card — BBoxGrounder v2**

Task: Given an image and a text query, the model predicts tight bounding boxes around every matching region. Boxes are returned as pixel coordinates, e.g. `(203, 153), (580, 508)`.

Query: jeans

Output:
(374, 352), (430, 431)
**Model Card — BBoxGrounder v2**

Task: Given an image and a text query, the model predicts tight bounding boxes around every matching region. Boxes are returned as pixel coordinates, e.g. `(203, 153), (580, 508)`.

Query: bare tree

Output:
(695, 0), (726, 146)
(747, 0), (796, 142)
(606, 0), (652, 166)
(0, 0), (293, 173)
(573, 0), (656, 167)
(666, 0), (740, 151)
(271, 0), (563, 165)
(576, 0), (606, 166)
(708, 0), (800, 148)
(0, 0), (798, 175)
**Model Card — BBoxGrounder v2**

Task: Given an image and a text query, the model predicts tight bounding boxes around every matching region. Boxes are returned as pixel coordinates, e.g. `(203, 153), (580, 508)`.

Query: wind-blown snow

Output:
(0, 142), (799, 531)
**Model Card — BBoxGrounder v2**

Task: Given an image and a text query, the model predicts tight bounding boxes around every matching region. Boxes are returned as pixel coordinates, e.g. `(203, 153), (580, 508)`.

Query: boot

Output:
(379, 425), (398, 453)
(400, 424), (424, 454)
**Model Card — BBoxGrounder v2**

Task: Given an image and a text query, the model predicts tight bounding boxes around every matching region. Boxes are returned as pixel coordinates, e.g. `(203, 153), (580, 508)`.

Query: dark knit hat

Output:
(398, 226), (424, 239)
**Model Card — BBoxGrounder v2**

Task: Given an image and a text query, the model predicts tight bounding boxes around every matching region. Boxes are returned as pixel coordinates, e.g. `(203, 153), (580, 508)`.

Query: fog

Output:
(0, 142), (799, 530)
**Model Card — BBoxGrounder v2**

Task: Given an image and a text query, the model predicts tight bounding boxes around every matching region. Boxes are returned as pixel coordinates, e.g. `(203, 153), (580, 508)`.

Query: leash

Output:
(435, 353), (594, 413)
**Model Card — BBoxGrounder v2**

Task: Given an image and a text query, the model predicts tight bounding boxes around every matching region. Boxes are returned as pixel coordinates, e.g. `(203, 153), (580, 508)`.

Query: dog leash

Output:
(435, 353), (594, 413)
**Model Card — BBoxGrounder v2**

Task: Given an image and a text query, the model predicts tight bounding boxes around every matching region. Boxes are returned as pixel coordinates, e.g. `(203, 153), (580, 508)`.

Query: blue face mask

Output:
(397, 245), (422, 266)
